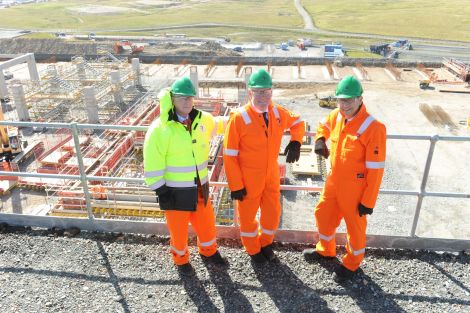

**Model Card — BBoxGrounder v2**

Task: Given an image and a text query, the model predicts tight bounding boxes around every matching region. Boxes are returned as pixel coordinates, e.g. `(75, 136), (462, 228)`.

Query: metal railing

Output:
(1, 121), (469, 251)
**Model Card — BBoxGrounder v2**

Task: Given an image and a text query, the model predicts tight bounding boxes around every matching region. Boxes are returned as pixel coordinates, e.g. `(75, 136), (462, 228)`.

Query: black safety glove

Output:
(358, 203), (373, 217)
(284, 141), (301, 163)
(314, 137), (329, 159)
(231, 188), (247, 201)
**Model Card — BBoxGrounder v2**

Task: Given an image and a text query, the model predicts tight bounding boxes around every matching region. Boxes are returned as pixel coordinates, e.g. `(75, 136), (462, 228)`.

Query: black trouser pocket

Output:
(158, 191), (174, 210)
(166, 187), (198, 211)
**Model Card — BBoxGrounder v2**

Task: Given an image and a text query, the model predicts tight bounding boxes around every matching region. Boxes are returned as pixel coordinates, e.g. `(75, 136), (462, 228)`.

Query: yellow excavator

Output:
(319, 95), (337, 109)
(419, 79), (430, 90)
(0, 105), (23, 162)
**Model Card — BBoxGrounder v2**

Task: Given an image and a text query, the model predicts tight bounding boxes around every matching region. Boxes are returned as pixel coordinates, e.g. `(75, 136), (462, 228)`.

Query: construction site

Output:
(1, 52), (470, 312)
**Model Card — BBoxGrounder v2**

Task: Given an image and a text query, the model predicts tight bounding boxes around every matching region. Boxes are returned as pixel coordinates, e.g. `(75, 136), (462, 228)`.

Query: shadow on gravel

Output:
(204, 263), (254, 313)
(178, 271), (219, 313)
(253, 262), (333, 313)
(304, 252), (406, 312)
(96, 241), (131, 313)
(339, 271), (407, 313)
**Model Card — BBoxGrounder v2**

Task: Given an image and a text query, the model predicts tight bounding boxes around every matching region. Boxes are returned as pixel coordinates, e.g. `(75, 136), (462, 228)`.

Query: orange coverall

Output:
(314, 103), (386, 271)
(223, 102), (305, 255)
(165, 191), (217, 265)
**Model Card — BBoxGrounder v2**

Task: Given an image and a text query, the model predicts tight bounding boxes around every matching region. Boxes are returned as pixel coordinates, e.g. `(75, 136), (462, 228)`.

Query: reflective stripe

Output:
(149, 179), (165, 190)
(336, 113), (342, 123)
(366, 161), (385, 169)
(167, 165), (196, 173)
(348, 241), (365, 256)
(200, 175), (208, 185)
(166, 161), (207, 173)
(211, 125), (217, 137)
(197, 161), (208, 171)
(171, 246), (187, 256)
(261, 227), (276, 235)
(199, 238), (216, 247)
(240, 229), (258, 238)
(290, 117), (302, 128)
(241, 109), (251, 124)
(357, 115), (375, 135)
(166, 180), (196, 187)
(272, 106), (280, 120)
(224, 148), (239, 156)
(144, 170), (165, 178)
(320, 117), (330, 130)
(319, 232), (335, 241)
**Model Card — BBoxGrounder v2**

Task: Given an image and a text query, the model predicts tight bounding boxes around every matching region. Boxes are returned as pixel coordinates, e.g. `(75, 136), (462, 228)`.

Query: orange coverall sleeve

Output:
(361, 123), (387, 208)
(279, 106), (305, 143)
(223, 114), (245, 191)
(315, 110), (336, 141)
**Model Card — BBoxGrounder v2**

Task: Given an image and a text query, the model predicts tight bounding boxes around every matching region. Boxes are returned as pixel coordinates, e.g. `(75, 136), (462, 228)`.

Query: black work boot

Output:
(176, 263), (195, 276)
(333, 264), (357, 283)
(200, 251), (229, 267)
(303, 248), (336, 262)
(261, 244), (279, 263)
(250, 251), (268, 264)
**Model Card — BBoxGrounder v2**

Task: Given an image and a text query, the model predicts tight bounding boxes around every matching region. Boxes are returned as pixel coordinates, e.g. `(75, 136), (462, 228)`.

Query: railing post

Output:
(410, 135), (439, 237)
(71, 123), (95, 223)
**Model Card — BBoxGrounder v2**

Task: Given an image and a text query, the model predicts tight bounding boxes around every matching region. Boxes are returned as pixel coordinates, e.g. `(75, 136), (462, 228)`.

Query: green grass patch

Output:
(20, 32), (56, 39)
(0, 0), (303, 30)
(346, 50), (382, 59)
(303, 0), (470, 42)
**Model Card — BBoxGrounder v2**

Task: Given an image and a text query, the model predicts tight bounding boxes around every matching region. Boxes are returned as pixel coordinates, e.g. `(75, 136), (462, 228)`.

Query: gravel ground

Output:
(0, 228), (469, 313)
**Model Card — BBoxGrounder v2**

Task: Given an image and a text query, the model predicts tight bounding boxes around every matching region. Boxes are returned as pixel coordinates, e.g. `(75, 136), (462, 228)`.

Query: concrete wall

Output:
(31, 53), (443, 68)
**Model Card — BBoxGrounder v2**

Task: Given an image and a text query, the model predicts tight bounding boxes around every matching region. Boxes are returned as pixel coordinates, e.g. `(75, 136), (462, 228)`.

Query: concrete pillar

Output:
(82, 86), (99, 124)
(0, 71), (7, 100)
(27, 54), (40, 82)
(238, 67), (252, 105)
(49, 65), (61, 91)
(110, 70), (123, 105)
(76, 58), (86, 81)
(11, 84), (30, 121)
(244, 66), (252, 91)
(190, 66), (199, 97)
(131, 58), (141, 86)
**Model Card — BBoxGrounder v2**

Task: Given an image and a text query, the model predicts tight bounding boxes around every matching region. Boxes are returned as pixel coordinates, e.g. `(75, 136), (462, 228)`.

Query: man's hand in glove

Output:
(284, 141), (301, 163)
(231, 188), (247, 201)
(314, 138), (329, 159)
(358, 203), (373, 217)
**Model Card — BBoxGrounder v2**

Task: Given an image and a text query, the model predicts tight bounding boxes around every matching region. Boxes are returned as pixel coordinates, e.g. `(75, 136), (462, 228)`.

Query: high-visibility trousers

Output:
(164, 191), (217, 265)
(314, 176), (367, 271)
(238, 166), (281, 255)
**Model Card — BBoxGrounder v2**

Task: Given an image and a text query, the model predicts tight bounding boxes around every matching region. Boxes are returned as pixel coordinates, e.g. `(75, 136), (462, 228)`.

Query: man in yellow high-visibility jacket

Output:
(144, 77), (227, 274)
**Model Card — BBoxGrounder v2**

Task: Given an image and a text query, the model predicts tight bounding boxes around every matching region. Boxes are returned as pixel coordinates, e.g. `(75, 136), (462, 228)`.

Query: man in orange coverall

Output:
(303, 75), (386, 282)
(223, 69), (305, 263)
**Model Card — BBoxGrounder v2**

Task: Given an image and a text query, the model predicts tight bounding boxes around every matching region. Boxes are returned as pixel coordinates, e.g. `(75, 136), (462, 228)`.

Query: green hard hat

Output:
(171, 77), (196, 96)
(248, 69), (273, 89)
(335, 75), (363, 99)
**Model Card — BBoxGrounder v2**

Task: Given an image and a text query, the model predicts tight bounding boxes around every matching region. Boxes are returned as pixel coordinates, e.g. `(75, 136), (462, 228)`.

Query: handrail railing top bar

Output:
(2, 171), (469, 198)
(1, 121), (470, 142)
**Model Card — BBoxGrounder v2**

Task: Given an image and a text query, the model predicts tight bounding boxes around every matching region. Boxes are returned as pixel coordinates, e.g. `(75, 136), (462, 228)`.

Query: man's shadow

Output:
(178, 270), (219, 313)
(305, 251), (406, 312)
(203, 260), (255, 313)
(253, 261), (333, 313)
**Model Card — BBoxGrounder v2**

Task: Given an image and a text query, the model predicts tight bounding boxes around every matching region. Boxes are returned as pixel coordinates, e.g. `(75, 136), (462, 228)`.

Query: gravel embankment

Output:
(0, 228), (469, 313)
